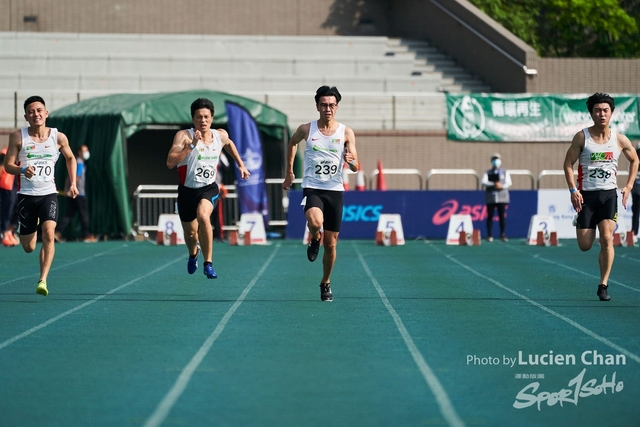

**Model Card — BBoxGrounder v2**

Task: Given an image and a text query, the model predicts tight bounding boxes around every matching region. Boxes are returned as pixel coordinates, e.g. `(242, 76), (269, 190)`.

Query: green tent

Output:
(47, 90), (290, 238)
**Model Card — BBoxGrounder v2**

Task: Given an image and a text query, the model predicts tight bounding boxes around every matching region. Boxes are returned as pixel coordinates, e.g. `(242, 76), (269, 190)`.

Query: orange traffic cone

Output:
(376, 160), (386, 191)
(355, 163), (366, 191)
(625, 231), (634, 247)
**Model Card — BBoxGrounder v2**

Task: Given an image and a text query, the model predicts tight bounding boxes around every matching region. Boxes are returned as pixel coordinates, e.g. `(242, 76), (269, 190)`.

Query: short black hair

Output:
(315, 86), (342, 104)
(586, 93), (615, 113)
(190, 98), (215, 117)
(24, 95), (46, 111)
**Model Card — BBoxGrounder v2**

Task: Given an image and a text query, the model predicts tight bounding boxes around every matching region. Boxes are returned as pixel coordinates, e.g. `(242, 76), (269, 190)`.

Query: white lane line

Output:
(432, 246), (640, 365)
(0, 255), (183, 351)
(619, 253), (640, 264)
(507, 245), (640, 293)
(354, 245), (465, 427)
(0, 244), (125, 287)
(531, 253), (640, 293)
(143, 244), (280, 427)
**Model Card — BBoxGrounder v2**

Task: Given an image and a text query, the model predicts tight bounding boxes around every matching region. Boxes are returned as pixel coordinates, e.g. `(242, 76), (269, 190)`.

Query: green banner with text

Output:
(446, 94), (640, 141)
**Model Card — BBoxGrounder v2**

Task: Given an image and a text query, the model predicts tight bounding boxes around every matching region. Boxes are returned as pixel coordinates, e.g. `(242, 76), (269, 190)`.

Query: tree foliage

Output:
(468, 0), (640, 57)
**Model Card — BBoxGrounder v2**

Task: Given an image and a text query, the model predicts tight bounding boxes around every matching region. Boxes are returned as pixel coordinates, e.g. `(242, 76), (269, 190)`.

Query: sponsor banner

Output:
(286, 190), (537, 239)
(537, 189), (633, 239)
(446, 94), (640, 141)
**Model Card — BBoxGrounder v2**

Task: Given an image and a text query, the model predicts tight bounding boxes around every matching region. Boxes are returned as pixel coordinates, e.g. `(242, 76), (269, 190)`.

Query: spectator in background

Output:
(632, 142), (640, 243)
(56, 144), (97, 243)
(482, 153), (512, 242)
(1, 147), (20, 246)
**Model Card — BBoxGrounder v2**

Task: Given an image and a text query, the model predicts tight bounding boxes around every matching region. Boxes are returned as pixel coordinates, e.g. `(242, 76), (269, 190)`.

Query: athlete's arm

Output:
(219, 129), (250, 180)
(58, 132), (78, 198)
(344, 127), (358, 172)
(618, 133), (639, 209)
(3, 130), (24, 176)
(564, 131), (585, 212)
(166, 130), (194, 169)
(282, 123), (310, 190)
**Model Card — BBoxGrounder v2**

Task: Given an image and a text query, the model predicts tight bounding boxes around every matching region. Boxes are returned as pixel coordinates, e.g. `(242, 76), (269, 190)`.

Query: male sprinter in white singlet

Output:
(564, 93), (639, 301)
(3, 96), (79, 296)
(167, 98), (249, 279)
(282, 86), (358, 302)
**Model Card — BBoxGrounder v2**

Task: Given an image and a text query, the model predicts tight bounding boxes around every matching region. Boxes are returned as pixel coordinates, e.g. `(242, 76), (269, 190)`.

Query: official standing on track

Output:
(167, 98), (250, 279)
(481, 153), (512, 242)
(563, 93), (639, 301)
(282, 86), (358, 302)
(3, 95), (79, 296)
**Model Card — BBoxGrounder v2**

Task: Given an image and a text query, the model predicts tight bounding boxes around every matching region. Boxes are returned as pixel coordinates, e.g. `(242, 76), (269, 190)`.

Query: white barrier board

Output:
(239, 213), (267, 245)
(376, 214), (405, 245)
(537, 189), (633, 239)
(446, 214), (473, 245)
(157, 214), (185, 245)
(526, 215), (557, 245)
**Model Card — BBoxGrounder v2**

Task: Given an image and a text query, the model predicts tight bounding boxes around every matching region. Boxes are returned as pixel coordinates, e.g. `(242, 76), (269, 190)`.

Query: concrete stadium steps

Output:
(0, 73), (449, 93)
(241, 92), (446, 131)
(0, 33), (392, 56)
(0, 53), (418, 77)
(0, 32), (490, 129)
(0, 90), (446, 131)
(386, 38), (490, 93)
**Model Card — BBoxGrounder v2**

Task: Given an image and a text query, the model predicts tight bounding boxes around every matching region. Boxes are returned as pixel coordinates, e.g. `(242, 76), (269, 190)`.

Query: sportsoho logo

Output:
(450, 96), (485, 139)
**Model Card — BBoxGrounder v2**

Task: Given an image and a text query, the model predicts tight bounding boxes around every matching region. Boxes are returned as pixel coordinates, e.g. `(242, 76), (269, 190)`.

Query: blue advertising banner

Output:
(225, 102), (268, 218)
(286, 190), (538, 239)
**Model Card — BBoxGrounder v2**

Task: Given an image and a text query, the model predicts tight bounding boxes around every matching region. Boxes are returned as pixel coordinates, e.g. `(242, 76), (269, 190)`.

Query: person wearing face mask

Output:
(55, 144), (98, 243)
(481, 153), (512, 242)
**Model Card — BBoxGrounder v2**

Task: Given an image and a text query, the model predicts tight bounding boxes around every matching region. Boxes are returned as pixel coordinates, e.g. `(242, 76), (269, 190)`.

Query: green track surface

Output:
(1, 239), (638, 426)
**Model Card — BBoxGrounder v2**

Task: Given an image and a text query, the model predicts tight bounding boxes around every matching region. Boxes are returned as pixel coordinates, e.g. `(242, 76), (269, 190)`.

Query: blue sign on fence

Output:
(286, 190), (538, 239)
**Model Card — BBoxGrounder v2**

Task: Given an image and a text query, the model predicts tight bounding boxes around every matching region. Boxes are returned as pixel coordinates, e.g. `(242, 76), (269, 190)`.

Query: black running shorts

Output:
(177, 182), (220, 223)
(16, 193), (58, 235)
(576, 188), (618, 229)
(303, 188), (344, 232)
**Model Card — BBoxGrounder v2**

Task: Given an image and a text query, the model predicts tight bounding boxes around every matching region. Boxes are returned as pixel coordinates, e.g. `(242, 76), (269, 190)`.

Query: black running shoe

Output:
(597, 284), (611, 301)
(307, 237), (320, 262)
(320, 283), (333, 302)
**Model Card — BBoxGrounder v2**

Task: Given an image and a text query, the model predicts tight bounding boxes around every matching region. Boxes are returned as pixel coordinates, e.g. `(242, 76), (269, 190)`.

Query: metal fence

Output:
(132, 179), (301, 235)
(133, 169), (580, 235)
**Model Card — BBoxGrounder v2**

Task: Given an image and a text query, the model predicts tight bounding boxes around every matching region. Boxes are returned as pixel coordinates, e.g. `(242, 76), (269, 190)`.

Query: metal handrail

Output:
(369, 168), (423, 190)
(506, 169), (535, 190)
(429, 0), (537, 75)
(537, 170), (574, 189)
(425, 169), (480, 190)
(537, 169), (629, 189)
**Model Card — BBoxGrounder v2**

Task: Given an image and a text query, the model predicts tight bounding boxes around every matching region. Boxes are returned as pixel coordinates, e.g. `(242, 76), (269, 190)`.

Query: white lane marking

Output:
(0, 255), (183, 351)
(433, 246), (640, 365)
(354, 245), (466, 427)
(530, 253), (640, 293)
(0, 244), (124, 287)
(143, 244), (280, 427)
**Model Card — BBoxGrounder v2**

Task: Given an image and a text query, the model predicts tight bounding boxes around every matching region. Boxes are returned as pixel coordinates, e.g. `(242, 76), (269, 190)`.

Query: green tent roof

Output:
(47, 90), (289, 237)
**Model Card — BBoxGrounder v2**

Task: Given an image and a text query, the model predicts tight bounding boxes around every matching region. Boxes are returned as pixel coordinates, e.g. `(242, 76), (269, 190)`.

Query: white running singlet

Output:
(302, 121), (346, 191)
(177, 129), (222, 188)
(577, 128), (620, 191)
(18, 127), (60, 196)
